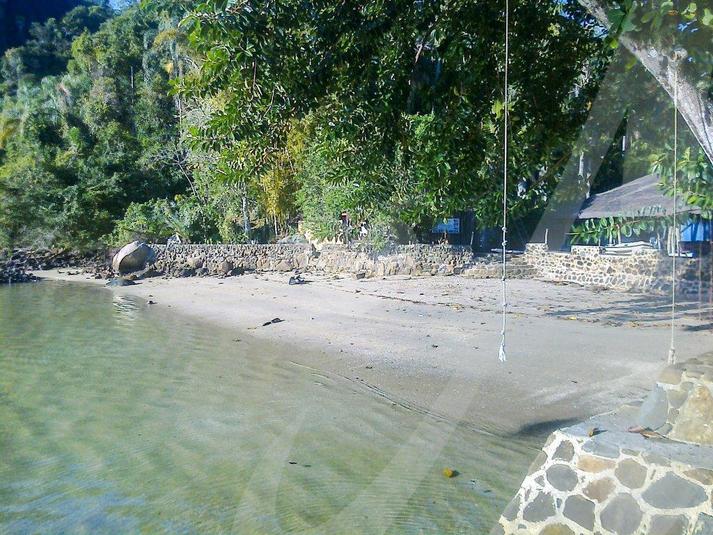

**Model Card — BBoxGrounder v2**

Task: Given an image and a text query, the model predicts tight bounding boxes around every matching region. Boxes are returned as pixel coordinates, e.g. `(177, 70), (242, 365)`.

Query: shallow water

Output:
(0, 282), (539, 534)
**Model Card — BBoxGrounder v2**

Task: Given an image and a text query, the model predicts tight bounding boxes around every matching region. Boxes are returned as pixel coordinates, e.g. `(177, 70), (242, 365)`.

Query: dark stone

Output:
(112, 241), (156, 274)
(638, 384), (669, 430)
(106, 277), (136, 287)
(527, 451), (548, 476)
(539, 525), (575, 535)
(642, 473), (707, 509)
(220, 260), (234, 275)
(649, 515), (689, 535)
(600, 494), (643, 535)
(693, 513), (713, 535)
(615, 459), (647, 489)
(553, 440), (575, 462)
(522, 492), (556, 523)
(583, 477), (615, 502)
(582, 439), (620, 459)
(684, 469), (713, 485)
(546, 464), (579, 492)
(489, 523), (505, 535)
(502, 495), (520, 521)
(563, 495), (595, 531)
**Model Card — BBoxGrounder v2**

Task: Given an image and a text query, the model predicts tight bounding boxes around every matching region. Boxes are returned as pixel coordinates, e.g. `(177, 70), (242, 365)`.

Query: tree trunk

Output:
(578, 0), (713, 165)
(241, 189), (251, 237)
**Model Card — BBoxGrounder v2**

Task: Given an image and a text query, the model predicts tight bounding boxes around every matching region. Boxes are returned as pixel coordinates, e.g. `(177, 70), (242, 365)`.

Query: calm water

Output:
(0, 282), (538, 534)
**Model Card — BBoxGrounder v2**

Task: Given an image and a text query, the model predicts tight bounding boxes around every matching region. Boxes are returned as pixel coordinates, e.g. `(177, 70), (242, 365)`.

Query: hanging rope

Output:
(668, 69), (678, 365)
(499, 0), (510, 364)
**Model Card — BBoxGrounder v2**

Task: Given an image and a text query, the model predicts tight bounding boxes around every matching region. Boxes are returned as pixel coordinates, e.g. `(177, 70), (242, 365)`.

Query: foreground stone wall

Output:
(525, 243), (712, 295)
(496, 355), (713, 535)
(495, 425), (713, 535)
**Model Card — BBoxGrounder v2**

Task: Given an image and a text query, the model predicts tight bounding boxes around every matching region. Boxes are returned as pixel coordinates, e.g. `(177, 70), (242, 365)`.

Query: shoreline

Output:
(34, 269), (713, 436)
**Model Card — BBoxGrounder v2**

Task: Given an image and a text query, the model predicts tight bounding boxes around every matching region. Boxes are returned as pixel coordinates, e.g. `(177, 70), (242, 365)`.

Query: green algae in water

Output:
(0, 282), (539, 534)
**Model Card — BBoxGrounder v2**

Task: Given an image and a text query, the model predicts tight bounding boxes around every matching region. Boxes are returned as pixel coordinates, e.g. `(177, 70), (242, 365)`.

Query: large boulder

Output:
(112, 241), (156, 274)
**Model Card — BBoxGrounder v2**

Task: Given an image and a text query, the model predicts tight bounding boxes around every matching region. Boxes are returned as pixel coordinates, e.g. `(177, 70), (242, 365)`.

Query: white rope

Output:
(668, 69), (678, 365)
(499, 0), (509, 363)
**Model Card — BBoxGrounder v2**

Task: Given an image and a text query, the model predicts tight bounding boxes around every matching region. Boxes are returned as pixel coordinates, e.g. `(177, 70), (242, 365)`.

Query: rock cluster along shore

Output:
(0, 248), (111, 284)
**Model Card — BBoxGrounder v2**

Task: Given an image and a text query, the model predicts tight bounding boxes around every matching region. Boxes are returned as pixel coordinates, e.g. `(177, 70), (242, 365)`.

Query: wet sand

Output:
(37, 270), (713, 436)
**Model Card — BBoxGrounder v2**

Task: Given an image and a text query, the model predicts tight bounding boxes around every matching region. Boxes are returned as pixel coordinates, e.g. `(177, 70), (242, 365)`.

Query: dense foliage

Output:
(0, 0), (709, 251)
(0, 3), (186, 249)
(177, 0), (609, 242)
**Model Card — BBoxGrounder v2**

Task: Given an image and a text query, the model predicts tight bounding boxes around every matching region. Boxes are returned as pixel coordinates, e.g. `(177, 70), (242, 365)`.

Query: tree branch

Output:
(578, 0), (713, 165)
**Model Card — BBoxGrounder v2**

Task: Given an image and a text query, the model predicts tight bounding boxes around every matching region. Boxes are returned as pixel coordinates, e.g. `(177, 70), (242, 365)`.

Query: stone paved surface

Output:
(495, 394), (713, 534)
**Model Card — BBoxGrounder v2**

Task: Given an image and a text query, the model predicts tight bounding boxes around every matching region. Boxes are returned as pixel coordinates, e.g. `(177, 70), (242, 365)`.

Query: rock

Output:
(522, 492), (555, 523)
(659, 366), (684, 385)
(501, 495), (520, 521)
(219, 260), (233, 275)
(582, 438), (620, 459)
(552, 440), (575, 462)
(583, 477), (615, 502)
(187, 256), (204, 269)
(614, 459), (647, 489)
(642, 473), (707, 509)
(684, 468), (713, 485)
(649, 515), (689, 535)
(670, 386), (713, 445)
(275, 259), (293, 272)
(638, 384), (669, 431)
(693, 513), (713, 535)
(125, 266), (160, 281)
(538, 524), (575, 535)
(562, 495), (595, 531)
(577, 455), (615, 473)
(112, 241), (156, 274)
(527, 451), (548, 476)
(546, 464), (579, 491)
(106, 277), (136, 287)
(600, 494), (643, 535)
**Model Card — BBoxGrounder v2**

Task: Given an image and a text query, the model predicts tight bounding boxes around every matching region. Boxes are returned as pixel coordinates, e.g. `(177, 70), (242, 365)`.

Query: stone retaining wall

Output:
(152, 244), (313, 276)
(150, 243), (476, 278)
(149, 242), (711, 293)
(525, 243), (712, 295)
(314, 244), (474, 277)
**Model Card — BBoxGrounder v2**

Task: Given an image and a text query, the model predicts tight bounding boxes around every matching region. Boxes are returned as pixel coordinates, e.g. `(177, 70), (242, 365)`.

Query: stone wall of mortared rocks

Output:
(524, 243), (712, 296)
(152, 244), (314, 275)
(151, 243), (478, 278)
(494, 428), (713, 535)
(150, 242), (711, 294)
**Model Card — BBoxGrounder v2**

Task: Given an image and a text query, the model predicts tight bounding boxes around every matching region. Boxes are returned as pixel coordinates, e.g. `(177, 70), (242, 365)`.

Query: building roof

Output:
(578, 173), (701, 219)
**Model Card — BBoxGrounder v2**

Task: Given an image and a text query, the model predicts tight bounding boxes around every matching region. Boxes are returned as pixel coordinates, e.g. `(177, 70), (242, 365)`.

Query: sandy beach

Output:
(37, 270), (713, 436)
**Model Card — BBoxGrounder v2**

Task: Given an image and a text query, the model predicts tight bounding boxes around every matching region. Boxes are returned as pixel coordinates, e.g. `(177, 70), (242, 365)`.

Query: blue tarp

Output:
(681, 218), (711, 242)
